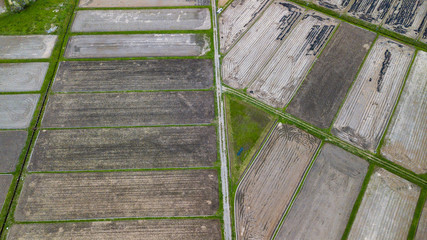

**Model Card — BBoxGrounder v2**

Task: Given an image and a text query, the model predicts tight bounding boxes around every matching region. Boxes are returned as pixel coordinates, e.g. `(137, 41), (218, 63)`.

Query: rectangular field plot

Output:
(64, 34), (210, 58)
(287, 22), (375, 129)
(0, 35), (57, 59)
(42, 91), (214, 128)
(332, 37), (414, 151)
(72, 9), (211, 32)
(7, 219), (222, 240)
(348, 169), (420, 240)
(313, 0), (352, 11)
(383, 0), (427, 39)
(79, 0), (210, 8)
(0, 175), (12, 210)
(276, 143), (368, 239)
(0, 94), (39, 129)
(222, 1), (304, 89)
(346, 0), (394, 25)
(0, 131), (27, 172)
(248, 11), (338, 108)
(53, 59), (213, 92)
(15, 170), (219, 221)
(219, 0), (272, 53)
(415, 202), (427, 240)
(0, 63), (49, 92)
(381, 51), (427, 174)
(28, 126), (217, 171)
(235, 123), (320, 240)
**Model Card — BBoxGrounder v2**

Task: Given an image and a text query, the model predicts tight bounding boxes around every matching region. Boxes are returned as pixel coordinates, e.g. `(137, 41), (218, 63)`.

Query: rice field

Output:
(247, 11), (338, 108)
(347, 0), (394, 25)
(276, 143), (368, 239)
(0, 131), (27, 172)
(219, 0), (272, 53)
(381, 50), (427, 174)
(64, 34), (210, 58)
(313, 0), (352, 12)
(0, 94), (39, 129)
(383, 0), (427, 39)
(7, 219), (222, 240)
(15, 170), (219, 221)
(0, 35), (57, 59)
(71, 9), (211, 32)
(79, 0), (211, 8)
(332, 37), (414, 152)
(222, 1), (304, 89)
(235, 123), (320, 240)
(0, 63), (49, 92)
(348, 169), (420, 240)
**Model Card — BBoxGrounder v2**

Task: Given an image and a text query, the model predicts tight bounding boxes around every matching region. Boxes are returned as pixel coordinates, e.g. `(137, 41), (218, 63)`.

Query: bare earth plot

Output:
(79, 0), (211, 8)
(346, 0), (394, 25)
(0, 94), (39, 129)
(15, 170), (219, 221)
(348, 169), (420, 240)
(222, 1), (304, 89)
(313, 0), (352, 12)
(28, 126), (217, 171)
(235, 123), (320, 240)
(287, 22), (375, 129)
(0, 175), (12, 210)
(332, 37), (414, 152)
(381, 51), (427, 174)
(415, 202), (427, 240)
(276, 143), (368, 240)
(0, 63), (49, 92)
(7, 219), (222, 240)
(53, 59), (213, 92)
(248, 11), (338, 108)
(0, 35), (57, 59)
(71, 9), (211, 32)
(42, 91), (214, 128)
(219, 0), (272, 53)
(422, 26), (427, 43)
(0, 131), (27, 172)
(383, 0), (427, 39)
(64, 34), (210, 58)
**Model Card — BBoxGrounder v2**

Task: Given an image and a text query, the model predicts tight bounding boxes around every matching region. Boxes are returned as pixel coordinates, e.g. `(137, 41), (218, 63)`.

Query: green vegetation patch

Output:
(225, 94), (274, 185)
(0, 0), (74, 34)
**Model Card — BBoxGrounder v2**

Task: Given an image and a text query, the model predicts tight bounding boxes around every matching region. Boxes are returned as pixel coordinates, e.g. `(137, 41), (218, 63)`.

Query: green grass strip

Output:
(407, 189), (427, 240)
(341, 164), (375, 240)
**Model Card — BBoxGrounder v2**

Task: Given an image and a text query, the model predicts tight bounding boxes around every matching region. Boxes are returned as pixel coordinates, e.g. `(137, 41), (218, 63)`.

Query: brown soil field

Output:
(346, 0), (394, 25)
(248, 11), (338, 108)
(348, 168), (420, 240)
(28, 126), (217, 171)
(222, 1), (304, 89)
(287, 22), (375, 129)
(42, 91), (215, 128)
(53, 59), (213, 92)
(7, 219), (222, 240)
(381, 51), (427, 174)
(0, 175), (12, 210)
(332, 37), (414, 151)
(276, 143), (369, 239)
(219, 0), (272, 53)
(15, 170), (219, 221)
(235, 123), (320, 240)
(0, 131), (27, 172)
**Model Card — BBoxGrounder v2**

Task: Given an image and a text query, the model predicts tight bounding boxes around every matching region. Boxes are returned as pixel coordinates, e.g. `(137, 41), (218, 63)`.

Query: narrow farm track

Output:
(223, 86), (427, 188)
